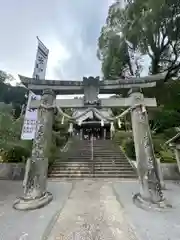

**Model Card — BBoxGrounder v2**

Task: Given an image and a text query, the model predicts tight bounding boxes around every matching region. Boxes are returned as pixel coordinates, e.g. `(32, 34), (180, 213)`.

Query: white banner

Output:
(21, 37), (49, 140)
(32, 37), (49, 80)
(21, 92), (41, 140)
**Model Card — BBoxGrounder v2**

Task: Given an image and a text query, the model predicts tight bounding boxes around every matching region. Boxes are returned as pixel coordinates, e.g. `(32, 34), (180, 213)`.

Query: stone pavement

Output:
(47, 179), (138, 240)
(113, 180), (180, 240)
(0, 180), (73, 240)
(1, 179), (180, 240)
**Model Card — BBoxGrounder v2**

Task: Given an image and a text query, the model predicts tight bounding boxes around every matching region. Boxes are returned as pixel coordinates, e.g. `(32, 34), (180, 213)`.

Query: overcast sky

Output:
(0, 0), (116, 82)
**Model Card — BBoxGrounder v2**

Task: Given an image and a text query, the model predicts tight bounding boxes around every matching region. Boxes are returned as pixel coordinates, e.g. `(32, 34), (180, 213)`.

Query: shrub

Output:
(152, 135), (176, 163)
(163, 128), (177, 139)
(152, 138), (164, 156)
(1, 144), (31, 163)
(48, 143), (58, 168)
(122, 138), (136, 159)
(114, 130), (132, 143)
(159, 149), (176, 163)
(121, 135), (175, 163)
(55, 135), (66, 147)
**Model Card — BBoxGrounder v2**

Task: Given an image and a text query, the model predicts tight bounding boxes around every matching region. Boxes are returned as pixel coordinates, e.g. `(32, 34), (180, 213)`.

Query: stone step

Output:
(64, 156), (127, 161)
(93, 146), (118, 148)
(50, 170), (135, 175)
(65, 158), (127, 161)
(52, 162), (131, 166)
(67, 155), (125, 158)
(53, 161), (131, 164)
(94, 167), (133, 171)
(48, 140), (136, 179)
(50, 166), (134, 170)
(48, 173), (137, 178)
(94, 156), (126, 159)
(50, 170), (92, 174)
(72, 150), (117, 153)
(94, 153), (125, 155)
(51, 166), (132, 170)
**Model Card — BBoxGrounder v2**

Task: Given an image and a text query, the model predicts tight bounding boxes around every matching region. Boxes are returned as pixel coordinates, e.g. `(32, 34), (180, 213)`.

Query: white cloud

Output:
(0, 0), (112, 82)
(45, 37), (70, 80)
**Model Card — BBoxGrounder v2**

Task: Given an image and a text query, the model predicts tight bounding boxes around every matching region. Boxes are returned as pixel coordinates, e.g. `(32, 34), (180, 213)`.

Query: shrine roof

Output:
(72, 108), (112, 123)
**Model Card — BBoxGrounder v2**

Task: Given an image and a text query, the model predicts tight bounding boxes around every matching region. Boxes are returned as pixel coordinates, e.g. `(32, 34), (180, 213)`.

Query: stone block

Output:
(161, 163), (180, 180)
(0, 163), (25, 180)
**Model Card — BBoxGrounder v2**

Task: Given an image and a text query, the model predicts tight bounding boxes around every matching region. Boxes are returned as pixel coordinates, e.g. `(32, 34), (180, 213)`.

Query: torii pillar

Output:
(129, 88), (171, 209)
(13, 89), (55, 210)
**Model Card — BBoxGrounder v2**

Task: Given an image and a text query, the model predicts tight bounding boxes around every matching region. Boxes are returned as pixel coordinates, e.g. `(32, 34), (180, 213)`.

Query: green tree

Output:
(98, 0), (180, 80)
(0, 70), (27, 118)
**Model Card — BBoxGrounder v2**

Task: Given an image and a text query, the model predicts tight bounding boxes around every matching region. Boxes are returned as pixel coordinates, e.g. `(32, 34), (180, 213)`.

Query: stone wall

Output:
(120, 145), (180, 180)
(161, 163), (180, 180)
(0, 163), (25, 180)
(131, 160), (180, 180)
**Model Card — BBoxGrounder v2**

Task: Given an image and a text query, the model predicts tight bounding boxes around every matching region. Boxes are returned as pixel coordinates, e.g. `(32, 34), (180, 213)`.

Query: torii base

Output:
(133, 193), (172, 211)
(13, 192), (53, 211)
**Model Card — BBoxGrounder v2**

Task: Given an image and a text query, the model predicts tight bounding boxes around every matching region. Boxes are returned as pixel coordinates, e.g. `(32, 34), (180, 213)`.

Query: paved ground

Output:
(113, 180), (180, 240)
(1, 179), (180, 240)
(0, 180), (73, 240)
(47, 179), (138, 240)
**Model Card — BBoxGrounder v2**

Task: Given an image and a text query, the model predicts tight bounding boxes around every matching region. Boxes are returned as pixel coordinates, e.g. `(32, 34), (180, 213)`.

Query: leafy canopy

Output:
(98, 0), (180, 80)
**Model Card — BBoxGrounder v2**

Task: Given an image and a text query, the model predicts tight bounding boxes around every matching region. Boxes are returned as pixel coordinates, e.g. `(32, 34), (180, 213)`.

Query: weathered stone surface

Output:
(129, 89), (168, 208)
(13, 89), (55, 210)
(161, 163), (180, 180)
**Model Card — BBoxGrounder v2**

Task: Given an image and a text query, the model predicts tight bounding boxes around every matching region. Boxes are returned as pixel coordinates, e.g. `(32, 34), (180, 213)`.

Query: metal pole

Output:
(91, 134), (94, 177)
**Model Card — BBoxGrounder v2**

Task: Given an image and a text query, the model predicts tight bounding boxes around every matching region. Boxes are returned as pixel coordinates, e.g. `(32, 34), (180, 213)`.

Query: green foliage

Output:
(161, 128), (177, 139)
(1, 144), (31, 163)
(98, 1), (180, 163)
(52, 131), (66, 147)
(159, 149), (175, 163)
(53, 114), (69, 146)
(98, 0), (180, 79)
(55, 135), (66, 147)
(152, 133), (175, 162)
(152, 137), (164, 155)
(48, 141), (58, 168)
(114, 130), (132, 143)
(152, 109), (180, 133)
(0, 113), (21, 142)
(49, 113), (70, 167)
(151, 134), (176, 162)
(0, 106), (32, 163)
(145, 81), (180, 133)
(119, 132), (176, 163)
(121, 137), (136, 159)
(0, 70), (27, 119)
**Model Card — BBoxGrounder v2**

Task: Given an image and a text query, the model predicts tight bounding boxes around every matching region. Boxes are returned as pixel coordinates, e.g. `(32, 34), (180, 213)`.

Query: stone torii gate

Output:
(13, 73), (171, 211)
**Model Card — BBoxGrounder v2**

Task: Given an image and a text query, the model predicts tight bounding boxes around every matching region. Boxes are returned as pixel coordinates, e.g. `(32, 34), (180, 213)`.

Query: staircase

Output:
(48, 139), (137, 179)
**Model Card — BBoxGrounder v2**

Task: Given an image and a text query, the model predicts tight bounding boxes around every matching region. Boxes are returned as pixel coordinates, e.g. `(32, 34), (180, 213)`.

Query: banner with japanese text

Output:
(21, 37), (49, 140)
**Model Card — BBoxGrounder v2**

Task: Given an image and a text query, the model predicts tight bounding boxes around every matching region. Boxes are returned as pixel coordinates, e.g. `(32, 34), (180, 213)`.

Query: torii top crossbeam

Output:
(19, 73), (166, 95)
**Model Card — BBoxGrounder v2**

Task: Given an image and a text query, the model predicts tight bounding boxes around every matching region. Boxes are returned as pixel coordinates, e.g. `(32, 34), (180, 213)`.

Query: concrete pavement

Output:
(113, 180), (180, 240)
(1, 179), (180, 240)
(0, 180), (73, 240)
(47, 179), (138, 240)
